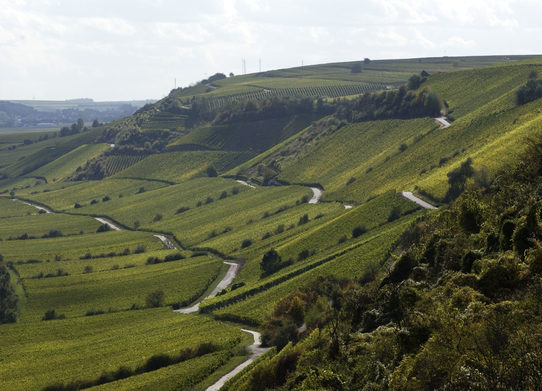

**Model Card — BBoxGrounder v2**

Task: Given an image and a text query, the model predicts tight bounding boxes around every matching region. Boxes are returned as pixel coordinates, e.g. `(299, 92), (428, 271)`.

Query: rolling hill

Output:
(1, 55), (542, 390)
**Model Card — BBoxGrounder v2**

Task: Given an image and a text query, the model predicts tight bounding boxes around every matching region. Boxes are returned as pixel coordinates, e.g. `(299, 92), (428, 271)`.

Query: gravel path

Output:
(94, 217), (122, 231)
(206, 329), (270, 391)
(434, 116), (451, 128)
(153, 234), (176, 249)
(13, 198), (51, 213)
(174, 261), (240, 314)
(400, 191), (437, 210)
(308, 187), (322, 204)
(235, 179), (256, 189)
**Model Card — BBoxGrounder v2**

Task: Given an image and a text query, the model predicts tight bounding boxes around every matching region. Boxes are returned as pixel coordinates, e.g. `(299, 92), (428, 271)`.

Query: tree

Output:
(407, 74), (423, 90)
(351, 62), (362, 73)
(92, 119), (101, 127)
(206, 166), (218, 177)
(146, 290), (165, 308)
(445, 158), (475, 201)
(0, 264), (18, 323)
(261, 249), (282, 275)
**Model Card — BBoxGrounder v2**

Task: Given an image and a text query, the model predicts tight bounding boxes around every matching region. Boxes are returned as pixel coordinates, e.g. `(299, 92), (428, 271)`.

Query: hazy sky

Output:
(1, 0), (540, 101)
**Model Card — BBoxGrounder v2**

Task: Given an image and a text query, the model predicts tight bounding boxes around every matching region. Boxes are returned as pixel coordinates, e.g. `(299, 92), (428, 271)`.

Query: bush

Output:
(152, 213), (163, 222)
(83, 265), (93, 274)
(206, 166), (218, 177)
(205, 197), (214, 204)
(102, 195), (110, 202)
(241, 238), (253, 248)
(74, 202), (82, 209)
(146, 290), (165, 308)
(219, 191), (228, 200)
(232, 187), (239, 195)
(387, 206), (401, 222)
(298, 214), (309, 226)
(297, 249), (310, 261)
(338, 234), (348, 244)
(352, 225), (367, 238)
(136, 186), (145, 194)
(96, 224), (111, 233)
(143, 354), (172, 371)
(261, 249), (283, 276)
(134, 245), (145, 254)
(42, 309), (65, 321)
(175, 206), (190, 214)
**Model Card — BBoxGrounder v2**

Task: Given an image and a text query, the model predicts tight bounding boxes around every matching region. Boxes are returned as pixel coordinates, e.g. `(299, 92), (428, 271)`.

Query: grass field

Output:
(0, 230), (164, 262)
(0, 213), (101, 239)
(0, 310), (249, 391)
(115, 151), (255, 182)
(30, 143), (110, 182)
(19, 255), (224, 321)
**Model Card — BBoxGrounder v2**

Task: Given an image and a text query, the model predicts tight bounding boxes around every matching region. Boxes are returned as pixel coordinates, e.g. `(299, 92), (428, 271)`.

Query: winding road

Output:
(174, 261), (240, 314)
(206, 329), (270, 391)
(95, 217), (121, 231)
(400, 192), (437, 210)
(14, 199), (51, 213)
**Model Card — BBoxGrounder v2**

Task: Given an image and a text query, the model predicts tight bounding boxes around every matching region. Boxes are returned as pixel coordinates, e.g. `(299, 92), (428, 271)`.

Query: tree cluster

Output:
(240, 138), (542, 390)
(0, 261), (18, 324)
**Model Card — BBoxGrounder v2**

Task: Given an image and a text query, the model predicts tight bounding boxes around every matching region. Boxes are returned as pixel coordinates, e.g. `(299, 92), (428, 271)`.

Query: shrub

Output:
(136, 186), (145, 194)
(241, 239), (253, 248)
(134, 245), (145, 254)
(90, 199), (98, 205)
(96, 224), (111, 233)
(387, 206), (401, 222)
(347, 177), (356, 185)
(232, 187), (239, 195)
(262, 232), (272, 240)
(297, 249), (310, 261)
(146, 290), (165, 308)
(298, 214), (309, 226)
(102, 195), (110, 202)
(206, 166), (218, 177)
(42, 309), (65, 321)
(175, 206), (190, 214)
(83, 265), (93, 274)
(74, 202), (82, 209)
(152, 213), (163, 222)
(143, 354), (171, 371)
(219, 191), (228, 199)
(338, 234), (348, 244)
(352, 225), (367, 238)
(205, 196), (214, 204)
(399, 143), (408, 152)
(275, 224), (285, 234)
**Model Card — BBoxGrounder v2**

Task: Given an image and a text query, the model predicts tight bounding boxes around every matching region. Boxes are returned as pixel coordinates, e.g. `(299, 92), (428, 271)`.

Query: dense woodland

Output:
(227, 140), (542, 390)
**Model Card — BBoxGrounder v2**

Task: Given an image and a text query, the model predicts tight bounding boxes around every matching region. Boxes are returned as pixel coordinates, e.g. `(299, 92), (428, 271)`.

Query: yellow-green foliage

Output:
(75, 177), (247, 229)
(0, 213), (101, 239)
(0, 231), (163, 262)
(30, 143), (110, 182)
(170, 114), (318, 152)
(115, 151), (255, 182)
(210, 215), (416, 324)
(0, 310), (247, 391)
(25, 178), (167, 210)
(20, 256), (223, 320)
(0, 198), (36, 217)
(153, 184), (312, 247)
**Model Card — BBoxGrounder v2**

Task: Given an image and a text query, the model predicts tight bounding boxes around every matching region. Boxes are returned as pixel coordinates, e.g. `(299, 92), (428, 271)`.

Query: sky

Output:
(1, 0), (541, 101)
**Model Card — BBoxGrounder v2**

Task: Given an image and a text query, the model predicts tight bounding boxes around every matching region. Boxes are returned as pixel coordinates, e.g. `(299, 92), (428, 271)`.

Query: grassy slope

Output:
(30, 143), (110, 182)
(0, 310), (247, 391)
(114, 151), (255, 182)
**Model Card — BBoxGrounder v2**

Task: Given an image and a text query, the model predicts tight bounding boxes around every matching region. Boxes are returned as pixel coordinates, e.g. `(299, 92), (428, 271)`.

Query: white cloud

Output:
(82, 17), (137, 36)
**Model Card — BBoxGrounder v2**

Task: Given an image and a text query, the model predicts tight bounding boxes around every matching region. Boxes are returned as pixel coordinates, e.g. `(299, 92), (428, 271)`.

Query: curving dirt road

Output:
(235, 179), (256, 189)
(308, 187), (322, 204)
(174, 261), (240, 314)
(13, 198), (51, 213)
(434, 116), (451, 128)
(400, 191), (437, 210)
(153, 234), (176, 249)
(206, 329), (270, 391)
(95, 217), (121, 231)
